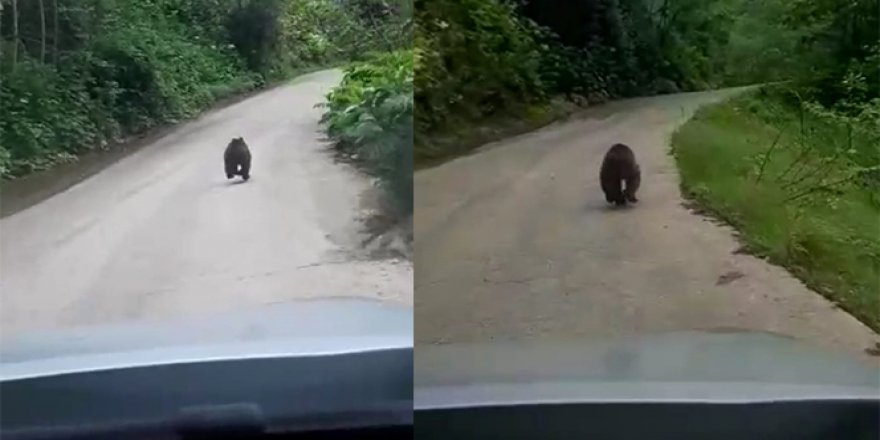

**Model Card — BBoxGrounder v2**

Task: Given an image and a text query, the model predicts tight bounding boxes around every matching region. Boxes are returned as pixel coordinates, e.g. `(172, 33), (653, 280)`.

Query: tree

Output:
(38, 0), (45, 62)
(12, 0), (18, 69)
(52, 0), (57, 64)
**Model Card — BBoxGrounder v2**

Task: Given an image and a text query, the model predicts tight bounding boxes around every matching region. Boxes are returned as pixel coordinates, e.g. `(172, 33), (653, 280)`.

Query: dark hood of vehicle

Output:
(1, 297), (412, 380)
(415, 330), (880, 409)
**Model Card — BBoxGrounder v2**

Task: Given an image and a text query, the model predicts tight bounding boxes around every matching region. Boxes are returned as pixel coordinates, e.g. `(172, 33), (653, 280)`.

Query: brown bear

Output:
(599, 143), (640, 206)
(224, 136), (251, 181)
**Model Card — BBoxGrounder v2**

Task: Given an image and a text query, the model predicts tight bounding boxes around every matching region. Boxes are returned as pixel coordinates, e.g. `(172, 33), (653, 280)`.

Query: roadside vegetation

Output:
(316, 0), (412, 220)
(674, 88), (879, 331)
(414, 0), (735, 163)
(319, 49), (413, 217)
(0, 0), (405, 178)
(672, 0), (878, 331)
(415, 0), (877, 162)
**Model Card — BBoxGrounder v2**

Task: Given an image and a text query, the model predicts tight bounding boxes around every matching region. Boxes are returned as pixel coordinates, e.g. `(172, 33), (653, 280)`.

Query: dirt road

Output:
(414, 89), (877, 360)
(0, 69), (412, 339)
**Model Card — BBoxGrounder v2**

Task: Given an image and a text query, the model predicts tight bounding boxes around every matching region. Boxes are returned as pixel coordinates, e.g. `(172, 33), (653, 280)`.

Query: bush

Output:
(0, 59), (97, 175)
(95, 20), (246, 122)
(414, 0), (545, 134)
(319, 51), (414, 215)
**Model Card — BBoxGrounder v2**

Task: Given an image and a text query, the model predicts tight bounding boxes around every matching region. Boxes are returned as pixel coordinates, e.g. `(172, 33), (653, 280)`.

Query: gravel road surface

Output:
(414, 89), (877, 361)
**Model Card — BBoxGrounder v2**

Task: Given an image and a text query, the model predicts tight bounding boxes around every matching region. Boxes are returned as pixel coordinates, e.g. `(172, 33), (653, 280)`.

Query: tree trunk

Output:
(52, 0), (59, 64)
(39, 0), (47, 63)
(0, 1), (4, 71)
(12, 0), (19, 70)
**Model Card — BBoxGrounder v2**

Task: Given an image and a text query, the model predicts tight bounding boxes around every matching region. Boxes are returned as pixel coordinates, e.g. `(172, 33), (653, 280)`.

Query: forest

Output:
(415, 0), (877, 150)
(0, 0), (410, 183)
(415, 0), (879, 330)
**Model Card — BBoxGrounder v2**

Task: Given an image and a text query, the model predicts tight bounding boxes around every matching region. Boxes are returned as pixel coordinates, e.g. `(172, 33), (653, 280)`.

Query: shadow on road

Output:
(582, 200), (639, 213)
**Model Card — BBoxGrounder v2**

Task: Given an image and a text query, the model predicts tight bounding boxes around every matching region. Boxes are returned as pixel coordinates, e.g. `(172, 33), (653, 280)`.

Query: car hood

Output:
(1, 297), (412, 381)
(415, 330), (880, 409)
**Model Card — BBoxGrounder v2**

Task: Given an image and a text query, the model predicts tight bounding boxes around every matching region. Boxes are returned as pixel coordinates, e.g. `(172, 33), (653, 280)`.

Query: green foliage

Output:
(720, 0), (806, 85)
(342, 0), (412, 55)
(98, 15), (246, 122)
(413, 0), (745, 154)
(319, 51), (414, 215)
(721, 0), (879, 111)
(278, 0), (340, 66)
(0, 59), (94, 175)
(225, 0), (283, 73)
(414, 0), (877, 161)
(0, 0), (406, 179)
(673, 93), (880, 331)
(414, 0), (545, 134)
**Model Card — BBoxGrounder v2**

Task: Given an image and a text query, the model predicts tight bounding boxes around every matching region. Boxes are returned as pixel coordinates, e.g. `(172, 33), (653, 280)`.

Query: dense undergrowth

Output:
(0, 0), (406, 178)
(319, 50), (414, 216)
(673, 88), (880, 331)
(414, 0), (733, 163)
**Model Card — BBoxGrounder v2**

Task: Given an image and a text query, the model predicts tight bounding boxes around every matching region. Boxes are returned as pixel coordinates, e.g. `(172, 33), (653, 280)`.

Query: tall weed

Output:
(318, 51), (414, 216)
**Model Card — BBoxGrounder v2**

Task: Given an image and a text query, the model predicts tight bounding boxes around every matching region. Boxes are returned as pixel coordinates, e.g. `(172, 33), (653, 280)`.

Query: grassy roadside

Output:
(671, 91), (880, 332)
(414, 98), (581, 169)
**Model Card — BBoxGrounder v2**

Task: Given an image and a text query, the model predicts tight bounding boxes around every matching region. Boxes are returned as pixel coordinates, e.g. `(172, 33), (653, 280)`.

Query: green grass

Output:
(672, 92), (880, 332)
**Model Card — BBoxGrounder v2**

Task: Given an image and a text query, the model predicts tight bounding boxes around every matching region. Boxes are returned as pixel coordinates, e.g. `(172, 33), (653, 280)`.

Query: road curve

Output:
(1, 69), (412, 339)
(414, 89), (878, 361)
